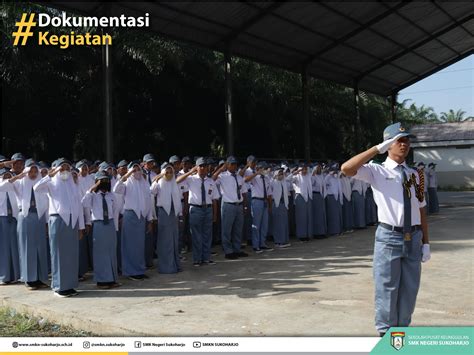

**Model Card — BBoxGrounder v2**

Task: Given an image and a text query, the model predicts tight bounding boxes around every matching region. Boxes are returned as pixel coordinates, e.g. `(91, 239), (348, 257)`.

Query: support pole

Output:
(390, 92), (398, 123)
(353, 81), (361, 153)
(102, 29), (113, 162)
(224, 49), (234, 156)
(302, 69), (310, 162)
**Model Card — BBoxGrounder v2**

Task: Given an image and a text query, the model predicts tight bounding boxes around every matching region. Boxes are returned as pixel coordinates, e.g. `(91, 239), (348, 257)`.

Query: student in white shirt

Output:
(177, 157), (219, 266)
(113, 161), (153, 281)
(82, 170), (121, 289)
(245, 161), (273, 253)
(150, 163), (182, 274)
(76, 160), (94, 281)
(324, 164), (343, 236)
(34, 158), (85, 297)
(271, 168), (290, 248)
(290, 163), (313, 242)
(3, 159), (49, 290)
(311, 163), (327, 237)
(212, 156), (249, 260)
(341, 122), (431, 336)
(0, 167), (20, 285)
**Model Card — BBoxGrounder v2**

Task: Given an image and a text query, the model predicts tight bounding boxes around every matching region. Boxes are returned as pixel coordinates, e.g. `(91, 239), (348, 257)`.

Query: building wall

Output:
(413, 147), (474, 188)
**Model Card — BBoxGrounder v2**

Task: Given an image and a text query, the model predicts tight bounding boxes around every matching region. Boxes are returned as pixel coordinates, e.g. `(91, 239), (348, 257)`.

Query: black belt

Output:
(252, 197), (265, 200)
(190, 204), (212, 208)
(379, 222), (421, 233)
(224, 202), (242, 206)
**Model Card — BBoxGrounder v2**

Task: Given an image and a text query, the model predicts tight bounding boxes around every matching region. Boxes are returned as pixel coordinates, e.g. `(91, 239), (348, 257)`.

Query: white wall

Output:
(413, 147), (474, 188)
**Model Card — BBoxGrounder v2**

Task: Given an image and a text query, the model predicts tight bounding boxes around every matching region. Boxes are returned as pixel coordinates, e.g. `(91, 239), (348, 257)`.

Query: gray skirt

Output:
(0, 216), (20, 283)
(17, 211), (48, 283)
(92, 220), (118, 283)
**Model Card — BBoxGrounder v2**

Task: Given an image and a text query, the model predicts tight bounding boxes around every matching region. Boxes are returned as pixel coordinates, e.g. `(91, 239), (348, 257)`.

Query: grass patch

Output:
(0, 307), (93, 337)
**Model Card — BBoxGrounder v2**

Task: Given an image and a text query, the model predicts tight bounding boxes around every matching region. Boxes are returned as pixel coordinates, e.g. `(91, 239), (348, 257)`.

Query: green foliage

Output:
(1, 2), (468, 163)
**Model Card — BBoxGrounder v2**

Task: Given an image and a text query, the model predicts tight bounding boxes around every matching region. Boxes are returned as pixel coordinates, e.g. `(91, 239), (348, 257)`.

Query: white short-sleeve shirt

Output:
(353, 157), (427, 227)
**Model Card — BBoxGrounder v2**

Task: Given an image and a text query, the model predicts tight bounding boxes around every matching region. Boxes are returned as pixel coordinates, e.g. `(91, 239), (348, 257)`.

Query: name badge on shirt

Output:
(385, 176), (395, 180)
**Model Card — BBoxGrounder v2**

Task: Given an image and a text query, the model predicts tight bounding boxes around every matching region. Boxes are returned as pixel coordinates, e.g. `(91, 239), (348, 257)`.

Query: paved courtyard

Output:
(1, 192), (472, 336)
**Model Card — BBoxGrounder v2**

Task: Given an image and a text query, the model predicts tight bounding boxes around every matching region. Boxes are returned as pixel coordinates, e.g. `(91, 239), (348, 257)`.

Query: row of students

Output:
(0, 152), (439, 298)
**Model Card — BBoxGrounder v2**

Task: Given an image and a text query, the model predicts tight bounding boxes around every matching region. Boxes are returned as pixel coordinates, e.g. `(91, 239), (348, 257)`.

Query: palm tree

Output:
(439, 109), (468, 122)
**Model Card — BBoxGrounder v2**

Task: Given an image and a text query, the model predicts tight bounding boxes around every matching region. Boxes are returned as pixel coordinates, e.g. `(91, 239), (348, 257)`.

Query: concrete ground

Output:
(1, 192), (472, 336)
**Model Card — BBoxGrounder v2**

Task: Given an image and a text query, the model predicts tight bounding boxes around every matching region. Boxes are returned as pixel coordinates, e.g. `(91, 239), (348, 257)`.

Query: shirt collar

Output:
(384, 156), (408, 170)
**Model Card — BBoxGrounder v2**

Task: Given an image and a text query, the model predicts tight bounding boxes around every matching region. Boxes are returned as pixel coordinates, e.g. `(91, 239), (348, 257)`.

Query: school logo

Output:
(390, 331), (405, 351)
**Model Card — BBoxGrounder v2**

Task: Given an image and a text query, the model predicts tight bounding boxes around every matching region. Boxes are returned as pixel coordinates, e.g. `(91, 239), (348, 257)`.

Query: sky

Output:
(398, 55), (473, 118)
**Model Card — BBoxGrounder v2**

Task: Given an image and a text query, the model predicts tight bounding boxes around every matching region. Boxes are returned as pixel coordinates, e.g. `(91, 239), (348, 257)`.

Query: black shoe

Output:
(193, 262), (201, 267)
(25, 282), (38, 290)
(260, 246), (274, 251)
(202, 260), (216, 266)
(236, 251), (249, 257)
(54, 290), (71, 298)
(128, 275), (145, 281)
(68, 289), (79, 296)
(225, 253), (238, 260)
(36, 281), (49, 289)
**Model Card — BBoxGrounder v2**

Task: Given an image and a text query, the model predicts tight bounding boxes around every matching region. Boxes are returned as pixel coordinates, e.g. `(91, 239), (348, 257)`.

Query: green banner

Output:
(371, 327), (473, 354)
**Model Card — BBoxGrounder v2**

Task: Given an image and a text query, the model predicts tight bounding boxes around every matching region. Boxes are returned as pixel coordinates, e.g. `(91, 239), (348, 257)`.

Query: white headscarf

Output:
(271, 171), (289, 208)
(120, 167), (152, 219)
(48, 168), (83, 227)
(153, 167), (182, 216)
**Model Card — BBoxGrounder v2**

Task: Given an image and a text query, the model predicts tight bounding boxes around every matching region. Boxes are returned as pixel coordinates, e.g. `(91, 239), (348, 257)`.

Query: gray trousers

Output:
(374, 225), (422, 333)
(221, 202), (243, 255)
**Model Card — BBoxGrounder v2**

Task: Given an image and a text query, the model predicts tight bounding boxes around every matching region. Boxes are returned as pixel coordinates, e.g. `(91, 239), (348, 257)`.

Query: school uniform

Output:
(77, 173), (94, 276)
(243, 168), (254, 244)
(81, 190), (119, 284)
(216, 171), (245, 256)
(34, 173), (85, 293)
(291, 173), (313, 240)
(351, 178), (366, 228)
(151, 177), (182, 274)
(311, 172), (327, 236)
(113, 174), (153, 277)
(271, 177), (289, 245)
(354, 156), (426, 334)
(286, 173), (296, 237)
(10, 174), (49, 285)
(0, 180), (20, 283)
(248, 173), (272, 250)
(183, 174), (219, 263)
(143, 168), (158, 268)
(324, 172), (343, 235)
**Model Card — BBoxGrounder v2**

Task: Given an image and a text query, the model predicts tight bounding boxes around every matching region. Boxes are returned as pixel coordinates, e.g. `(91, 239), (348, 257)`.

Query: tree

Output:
(439, 109), (468, 123)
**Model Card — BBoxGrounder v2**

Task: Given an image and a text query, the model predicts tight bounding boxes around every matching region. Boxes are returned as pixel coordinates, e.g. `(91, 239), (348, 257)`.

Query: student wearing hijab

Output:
(283, 165), (296, 238)
(151, 163), (182, 273)
(176, 158), (219, 266)
(82, 171), (121, 289)
(34, 158), (85, 297)
(245, 161), (273, 253)
(113, 161), (153, 281)
(311, 163), (327, 237)
(271, 168), (290, 248)
(324, 165), (343, 236)
(351, 177), (367, 229)
(76, 160), (94, 280)
(290, 164), (313, 242)
(3, 159), (49, 290)
(0, 168), (21, 285)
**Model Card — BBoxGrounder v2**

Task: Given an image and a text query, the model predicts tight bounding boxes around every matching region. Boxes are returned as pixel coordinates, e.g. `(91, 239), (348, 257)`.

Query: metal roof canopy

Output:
(44, 1), (474, 96)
